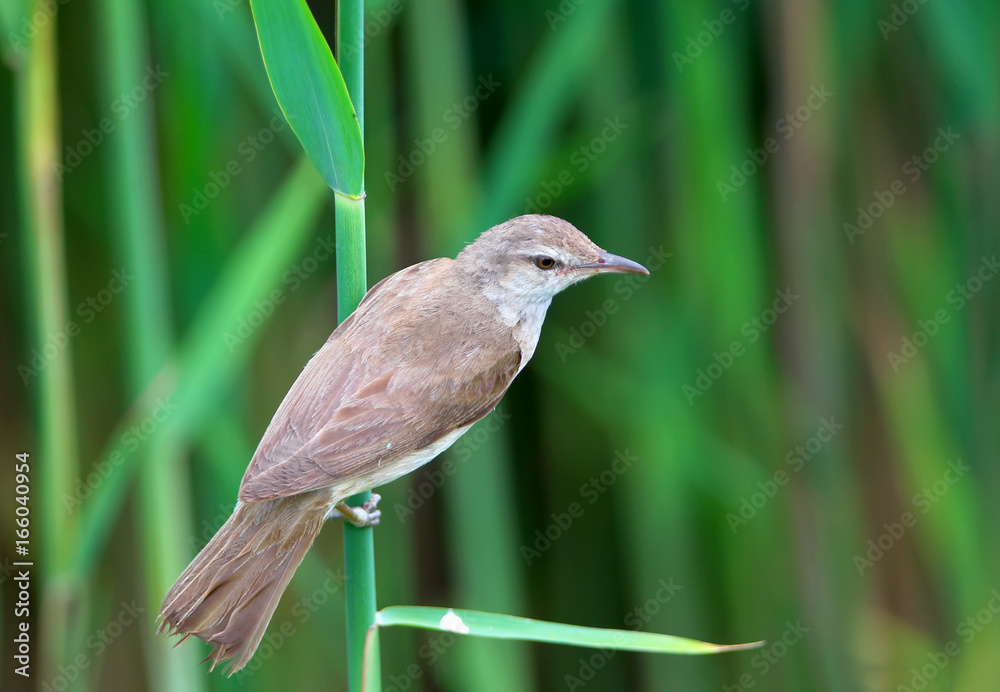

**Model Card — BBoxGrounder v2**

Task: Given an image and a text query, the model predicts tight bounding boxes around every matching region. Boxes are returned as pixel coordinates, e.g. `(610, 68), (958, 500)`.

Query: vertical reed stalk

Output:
(14, 0), (79, 679)
(335, 1), (378, 690)
(96, 0), (201, 689)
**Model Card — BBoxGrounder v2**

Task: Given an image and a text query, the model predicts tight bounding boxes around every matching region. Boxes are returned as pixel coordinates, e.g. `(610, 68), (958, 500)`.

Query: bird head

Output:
(455, 215), (649, 308)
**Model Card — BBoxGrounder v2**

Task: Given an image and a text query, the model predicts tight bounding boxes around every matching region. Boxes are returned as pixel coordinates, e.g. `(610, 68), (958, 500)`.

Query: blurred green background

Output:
(2, 0), (998, 690)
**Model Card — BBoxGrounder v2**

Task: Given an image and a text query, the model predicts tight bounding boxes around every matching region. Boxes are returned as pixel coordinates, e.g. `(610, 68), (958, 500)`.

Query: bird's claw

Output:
(327, 494), (381, 527)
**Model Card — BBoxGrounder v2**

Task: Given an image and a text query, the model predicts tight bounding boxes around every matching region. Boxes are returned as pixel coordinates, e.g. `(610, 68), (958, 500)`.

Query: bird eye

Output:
(533, 256), (556, 270)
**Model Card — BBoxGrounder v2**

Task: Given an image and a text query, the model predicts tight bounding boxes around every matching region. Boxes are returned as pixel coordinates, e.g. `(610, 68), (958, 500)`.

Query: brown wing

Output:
(238, 259), (522, 502)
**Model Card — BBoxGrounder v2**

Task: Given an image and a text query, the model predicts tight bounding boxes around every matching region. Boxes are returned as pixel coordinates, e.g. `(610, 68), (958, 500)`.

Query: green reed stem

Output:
(14, 0), (79, 678)
(96, 0), (202, 688)
(336, 1), (378, 690)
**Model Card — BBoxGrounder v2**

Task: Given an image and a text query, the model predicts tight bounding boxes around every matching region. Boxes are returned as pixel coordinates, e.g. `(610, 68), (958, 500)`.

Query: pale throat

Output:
(482, 279), (553, 371)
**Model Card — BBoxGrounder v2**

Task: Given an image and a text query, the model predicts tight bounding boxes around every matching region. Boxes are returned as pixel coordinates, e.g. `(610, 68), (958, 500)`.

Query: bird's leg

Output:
(326, 493), (381, 527)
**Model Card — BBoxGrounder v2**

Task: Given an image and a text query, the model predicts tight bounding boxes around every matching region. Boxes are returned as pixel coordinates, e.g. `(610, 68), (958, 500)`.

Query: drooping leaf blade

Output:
(249, 0), (364, 196)
(375, 606), (763, 654)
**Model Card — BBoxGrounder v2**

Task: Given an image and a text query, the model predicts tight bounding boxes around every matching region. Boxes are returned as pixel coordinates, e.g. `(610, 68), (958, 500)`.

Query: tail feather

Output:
(159, 493), (330, 675)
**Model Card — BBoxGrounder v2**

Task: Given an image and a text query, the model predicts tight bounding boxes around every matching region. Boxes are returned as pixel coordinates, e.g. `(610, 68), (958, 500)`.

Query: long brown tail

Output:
(158, 493), (330, 674)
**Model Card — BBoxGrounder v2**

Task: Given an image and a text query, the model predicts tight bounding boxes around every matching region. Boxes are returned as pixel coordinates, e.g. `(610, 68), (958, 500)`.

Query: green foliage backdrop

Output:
(1, 0), (997, 690)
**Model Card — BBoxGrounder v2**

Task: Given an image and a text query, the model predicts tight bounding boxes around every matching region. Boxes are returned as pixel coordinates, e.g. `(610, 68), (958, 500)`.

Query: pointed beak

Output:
(575, 251), (649, 275)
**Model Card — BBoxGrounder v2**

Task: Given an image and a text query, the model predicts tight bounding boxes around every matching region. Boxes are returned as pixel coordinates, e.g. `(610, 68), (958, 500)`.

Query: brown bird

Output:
(157, 214), (648, 673)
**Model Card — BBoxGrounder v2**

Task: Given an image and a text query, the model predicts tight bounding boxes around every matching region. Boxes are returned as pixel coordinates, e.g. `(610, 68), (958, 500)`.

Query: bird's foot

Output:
(327, 494), (381, 527)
